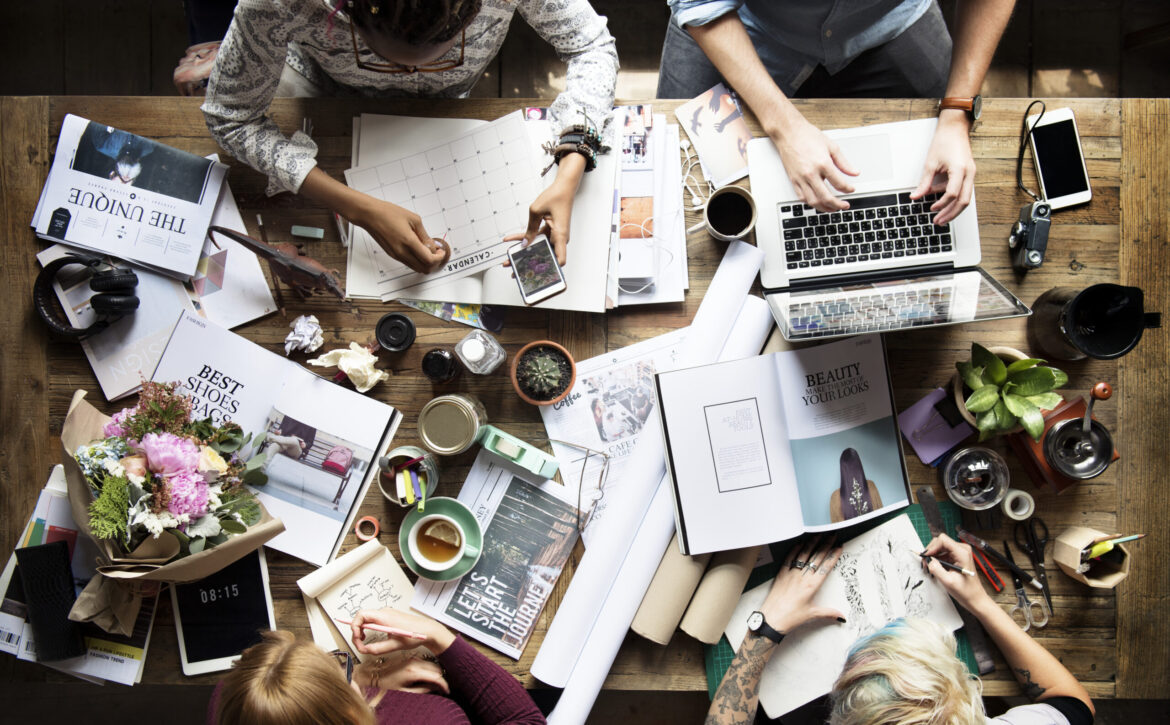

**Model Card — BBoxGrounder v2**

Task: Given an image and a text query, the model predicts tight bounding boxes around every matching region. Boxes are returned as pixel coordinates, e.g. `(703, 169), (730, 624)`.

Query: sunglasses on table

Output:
(349, 22), (466, 74)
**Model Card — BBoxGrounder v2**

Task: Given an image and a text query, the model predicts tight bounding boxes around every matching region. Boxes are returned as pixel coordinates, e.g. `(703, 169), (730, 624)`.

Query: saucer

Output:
(399, 497), (483, 582)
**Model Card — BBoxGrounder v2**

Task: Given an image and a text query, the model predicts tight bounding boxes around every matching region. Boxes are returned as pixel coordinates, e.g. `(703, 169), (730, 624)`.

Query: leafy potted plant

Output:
(952, 343), (1068, 441)
(511, 340), (576, 406)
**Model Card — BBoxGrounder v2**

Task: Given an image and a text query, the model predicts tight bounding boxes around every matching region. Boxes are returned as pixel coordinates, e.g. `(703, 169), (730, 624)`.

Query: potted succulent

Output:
(952, 343), (1068, 441)
(511, 340), (576, 406)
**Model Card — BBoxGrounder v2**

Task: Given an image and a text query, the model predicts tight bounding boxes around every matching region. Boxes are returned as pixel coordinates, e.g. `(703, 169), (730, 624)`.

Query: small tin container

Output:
(377, 445), (439, 506)
(418, 393), (488, 455)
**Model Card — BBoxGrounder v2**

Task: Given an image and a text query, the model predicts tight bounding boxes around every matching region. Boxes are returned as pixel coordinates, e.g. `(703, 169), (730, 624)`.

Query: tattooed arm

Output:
(923, 535), (1094, 713)
(706, 634), (776, 725)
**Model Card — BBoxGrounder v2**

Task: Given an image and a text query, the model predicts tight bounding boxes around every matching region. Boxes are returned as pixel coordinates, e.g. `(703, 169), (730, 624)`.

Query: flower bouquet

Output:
(62, 383), (284, 636)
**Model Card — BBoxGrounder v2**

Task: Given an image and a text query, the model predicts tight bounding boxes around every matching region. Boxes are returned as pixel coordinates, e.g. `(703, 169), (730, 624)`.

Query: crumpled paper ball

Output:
(307, 342), (388, 393)
(285, 315), (324, 356)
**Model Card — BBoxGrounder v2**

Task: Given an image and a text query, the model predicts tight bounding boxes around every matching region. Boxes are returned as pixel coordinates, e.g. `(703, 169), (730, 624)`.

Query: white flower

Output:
(103, 458), (127, 479)
(126, 472), (146, 486)
(129, 510), (188, 538)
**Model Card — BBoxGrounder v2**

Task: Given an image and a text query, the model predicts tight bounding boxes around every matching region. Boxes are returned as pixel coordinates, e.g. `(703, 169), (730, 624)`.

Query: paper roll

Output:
(535, 246), (771, 725)
(630, 534), (712, 645)
(1001, 488), (1035, 521)
(679, 545), (762, 644)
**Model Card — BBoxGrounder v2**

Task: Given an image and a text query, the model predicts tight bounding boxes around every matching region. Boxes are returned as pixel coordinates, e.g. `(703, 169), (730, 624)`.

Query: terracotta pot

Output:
(510, 340), (576, 406)
(950, 346), (1028, 430)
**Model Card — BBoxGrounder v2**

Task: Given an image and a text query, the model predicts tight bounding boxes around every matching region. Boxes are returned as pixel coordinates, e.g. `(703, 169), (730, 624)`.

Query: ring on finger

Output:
(792, 560), (807, 570)
(805, 563), (819, 573)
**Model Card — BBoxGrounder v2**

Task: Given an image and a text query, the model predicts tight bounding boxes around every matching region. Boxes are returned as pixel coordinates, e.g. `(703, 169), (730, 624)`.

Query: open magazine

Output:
(32, 114), (227, 279)
(655, 335), (909, 555)
(412, 451), (579, 659)
(152, 311), (402, 567)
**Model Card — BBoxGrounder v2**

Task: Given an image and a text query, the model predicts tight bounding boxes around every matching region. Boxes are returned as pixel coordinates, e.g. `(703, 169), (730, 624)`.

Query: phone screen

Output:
(1031, 119), (1090, 200)
(511, 237), (565, 296)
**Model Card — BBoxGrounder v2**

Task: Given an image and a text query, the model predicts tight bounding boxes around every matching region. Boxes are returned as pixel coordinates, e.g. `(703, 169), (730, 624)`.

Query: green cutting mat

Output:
(703, 503), (977, 700)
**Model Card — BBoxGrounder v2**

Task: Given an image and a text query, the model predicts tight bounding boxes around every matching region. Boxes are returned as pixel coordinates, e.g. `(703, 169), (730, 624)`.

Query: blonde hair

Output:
(215, 630), (375, 725)
(829, 618), (984, 725)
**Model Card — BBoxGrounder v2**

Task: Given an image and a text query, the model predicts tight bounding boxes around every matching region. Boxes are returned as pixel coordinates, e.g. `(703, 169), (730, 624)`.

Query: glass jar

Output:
(421, 347), (462, 383)
(455, 330), (506, 375)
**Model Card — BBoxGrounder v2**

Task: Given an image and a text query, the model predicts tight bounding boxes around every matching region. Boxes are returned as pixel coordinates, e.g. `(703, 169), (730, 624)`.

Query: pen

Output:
(1085, 534), (1145, 560)
(957, 528), (1043, 591)
(335, 618), (427, 641)
(916, 551), (976, 577)
(256, 214), (269, 245)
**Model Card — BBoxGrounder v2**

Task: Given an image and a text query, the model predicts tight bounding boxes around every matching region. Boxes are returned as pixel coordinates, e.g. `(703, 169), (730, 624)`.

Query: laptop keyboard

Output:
(780, 192), (952, 271)
(787, 286), (953, 336)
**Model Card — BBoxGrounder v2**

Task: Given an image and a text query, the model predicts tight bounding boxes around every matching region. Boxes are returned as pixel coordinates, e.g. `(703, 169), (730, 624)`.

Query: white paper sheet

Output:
(530, 241), (766, 704)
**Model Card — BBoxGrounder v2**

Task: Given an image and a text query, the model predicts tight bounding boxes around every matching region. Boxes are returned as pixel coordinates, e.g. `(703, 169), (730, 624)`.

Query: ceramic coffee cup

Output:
(703, 186), (757, 241)
(407, 513), (468, 572)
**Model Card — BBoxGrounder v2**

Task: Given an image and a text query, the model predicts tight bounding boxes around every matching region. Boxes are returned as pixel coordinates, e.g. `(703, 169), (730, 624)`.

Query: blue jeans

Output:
(656, 2), (952, 99)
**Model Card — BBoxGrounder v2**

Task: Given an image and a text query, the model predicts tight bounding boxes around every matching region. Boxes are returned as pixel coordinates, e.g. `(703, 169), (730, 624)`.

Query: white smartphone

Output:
(171, 549), (276, 675)
(507, 234), (567, 305)
(1026, 107), (1092, 210)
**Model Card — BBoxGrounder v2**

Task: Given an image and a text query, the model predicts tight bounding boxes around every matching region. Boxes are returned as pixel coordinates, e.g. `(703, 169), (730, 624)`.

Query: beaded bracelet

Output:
(541, 120), (603, 175)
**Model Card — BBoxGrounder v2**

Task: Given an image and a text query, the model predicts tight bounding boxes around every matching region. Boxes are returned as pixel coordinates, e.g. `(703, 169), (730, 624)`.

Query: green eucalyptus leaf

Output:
(1002, 393), (1037, 419)
(188, 536), (206, 555)
(242, 468), (268, 487)
(1026, 392), (1064, 411)
(1020, 404), (1045, 441)
(965, 385), (1000, 413)
(245, 454), (267, 471)
(972, 344), (1007, 385)
(208, 534), (229, 547)
(957, 361), (986, 391)
(1006, 358), (1044, 376)
(1050, 368), (1069, 389)
(220, 519), (247, 535)
(1009, 367), (1058, 396)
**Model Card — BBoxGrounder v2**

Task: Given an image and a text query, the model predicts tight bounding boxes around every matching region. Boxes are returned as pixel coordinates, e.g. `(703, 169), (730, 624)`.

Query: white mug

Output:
(408, 513), (467, 572)
(703, 186), (757, 241)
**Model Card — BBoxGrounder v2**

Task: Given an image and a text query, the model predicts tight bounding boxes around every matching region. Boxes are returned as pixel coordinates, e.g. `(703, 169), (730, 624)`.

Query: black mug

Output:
(1028, 284), (1160, 360)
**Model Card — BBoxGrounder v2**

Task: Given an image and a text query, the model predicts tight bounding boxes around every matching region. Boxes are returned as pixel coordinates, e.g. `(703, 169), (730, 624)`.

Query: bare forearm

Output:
(687, 14), (797, 138)
(969, 598), (1094, 712)
(706, 635), (776, 725)
(299, 166), (373, 226)
(945, 0), (1017, 97)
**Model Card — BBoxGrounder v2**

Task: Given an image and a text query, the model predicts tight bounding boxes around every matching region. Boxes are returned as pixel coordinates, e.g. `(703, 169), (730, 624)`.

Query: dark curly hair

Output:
(332, 0), (482, 45)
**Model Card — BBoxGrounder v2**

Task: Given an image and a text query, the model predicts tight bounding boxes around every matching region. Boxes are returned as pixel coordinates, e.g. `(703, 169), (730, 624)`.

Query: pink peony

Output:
(141, 432), (200, 476)
(103, 408), (135, 439)
(167, 471), (210, 518)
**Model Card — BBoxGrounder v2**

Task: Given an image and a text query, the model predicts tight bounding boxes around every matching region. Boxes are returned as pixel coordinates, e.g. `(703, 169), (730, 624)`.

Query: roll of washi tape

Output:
(355, 515), (380, 541)
(1001, 489), (1035, 521)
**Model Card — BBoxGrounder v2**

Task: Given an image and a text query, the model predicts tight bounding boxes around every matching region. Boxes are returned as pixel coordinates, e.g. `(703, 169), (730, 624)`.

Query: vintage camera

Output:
(1008, 201), (1051, 272)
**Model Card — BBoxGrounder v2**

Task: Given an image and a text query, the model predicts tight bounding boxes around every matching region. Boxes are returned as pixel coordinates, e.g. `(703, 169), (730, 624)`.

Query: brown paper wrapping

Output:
(679, 545), (761, 644)
(62, 390), (286, 635)
(630, 533), (712, 645)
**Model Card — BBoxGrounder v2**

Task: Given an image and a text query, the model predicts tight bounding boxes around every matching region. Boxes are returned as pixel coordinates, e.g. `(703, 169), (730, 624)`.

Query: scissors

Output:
(1004, 542), (1049, 631)
(1014, 516), (1054, 613)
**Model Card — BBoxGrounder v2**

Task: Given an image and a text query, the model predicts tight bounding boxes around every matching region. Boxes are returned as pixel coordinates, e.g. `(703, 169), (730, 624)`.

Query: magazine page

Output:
(412, 451), (579, 659)
(774, 335), (910, 531)
(33, 114), (227, 279)
(152, 311), (399, 566)
(538, 327), (688, 546)
(655, 354), (804, 556)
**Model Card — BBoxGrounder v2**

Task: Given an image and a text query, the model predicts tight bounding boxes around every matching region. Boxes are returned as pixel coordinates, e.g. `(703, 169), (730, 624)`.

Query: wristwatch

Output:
(746, 611), (785, 644)
(938, 95), (982, 122)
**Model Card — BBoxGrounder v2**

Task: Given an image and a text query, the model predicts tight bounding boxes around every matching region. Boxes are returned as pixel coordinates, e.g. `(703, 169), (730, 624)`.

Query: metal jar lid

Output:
(418, 394), (484, 455)
(1044, 418), (1114, 480)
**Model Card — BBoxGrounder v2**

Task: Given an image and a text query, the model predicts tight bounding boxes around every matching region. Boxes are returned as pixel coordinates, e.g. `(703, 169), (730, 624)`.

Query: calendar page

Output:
(344, 111), (540, 298)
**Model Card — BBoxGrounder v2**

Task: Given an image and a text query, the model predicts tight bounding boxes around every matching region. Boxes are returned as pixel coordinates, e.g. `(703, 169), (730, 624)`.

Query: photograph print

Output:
(72, 121), (216, 203)
(257, 409), (373, 522)
(582, 360), (658, 443)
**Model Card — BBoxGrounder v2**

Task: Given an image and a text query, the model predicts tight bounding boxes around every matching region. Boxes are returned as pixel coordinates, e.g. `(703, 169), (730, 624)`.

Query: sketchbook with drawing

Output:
(152, 311), (402, 567)
(655, 334), (910, 555)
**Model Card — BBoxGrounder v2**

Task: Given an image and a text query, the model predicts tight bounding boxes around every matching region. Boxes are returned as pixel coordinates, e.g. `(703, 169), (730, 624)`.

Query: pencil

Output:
(917, 551), (976, 577)
(335, 618), (427, 641)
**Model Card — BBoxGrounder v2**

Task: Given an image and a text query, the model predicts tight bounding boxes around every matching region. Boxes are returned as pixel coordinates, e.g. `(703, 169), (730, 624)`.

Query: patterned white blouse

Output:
(202, 0), (618, 195)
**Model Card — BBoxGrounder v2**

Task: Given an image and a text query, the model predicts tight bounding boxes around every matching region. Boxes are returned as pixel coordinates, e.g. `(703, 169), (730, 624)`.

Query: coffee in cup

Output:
(408, 514), (466, 571)
(703, 186), (757, 241)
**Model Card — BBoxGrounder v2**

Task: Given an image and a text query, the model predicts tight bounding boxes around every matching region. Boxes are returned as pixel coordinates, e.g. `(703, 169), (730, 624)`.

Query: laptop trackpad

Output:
(834, 134), (893, 188)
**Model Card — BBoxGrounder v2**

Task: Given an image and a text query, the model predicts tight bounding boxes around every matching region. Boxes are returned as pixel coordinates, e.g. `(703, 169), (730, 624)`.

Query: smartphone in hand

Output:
(507, 234), (567, 305)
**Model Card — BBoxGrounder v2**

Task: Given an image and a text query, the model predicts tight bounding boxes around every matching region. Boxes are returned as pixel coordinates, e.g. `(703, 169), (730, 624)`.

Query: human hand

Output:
(353, 197), (449, 273)
(505, 152), (586, 267)
(910, 112), (976, 225)
(363, 650), (450, 696)
(759, 536), (846, 634)
(922, 533), (991, 612)
(769, 110), (859, 212)
(350, 608), (456, 657)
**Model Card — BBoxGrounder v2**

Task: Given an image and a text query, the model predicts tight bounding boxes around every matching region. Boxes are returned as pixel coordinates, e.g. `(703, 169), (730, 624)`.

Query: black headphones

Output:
(34, 253), (140, 340)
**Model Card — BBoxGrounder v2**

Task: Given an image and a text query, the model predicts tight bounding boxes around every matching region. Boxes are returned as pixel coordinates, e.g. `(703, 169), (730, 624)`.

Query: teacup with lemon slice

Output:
(400, 497), (482, 581)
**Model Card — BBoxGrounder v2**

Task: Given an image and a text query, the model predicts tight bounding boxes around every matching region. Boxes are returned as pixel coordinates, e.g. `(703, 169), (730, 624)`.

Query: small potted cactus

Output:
(511, 340), (576, 406)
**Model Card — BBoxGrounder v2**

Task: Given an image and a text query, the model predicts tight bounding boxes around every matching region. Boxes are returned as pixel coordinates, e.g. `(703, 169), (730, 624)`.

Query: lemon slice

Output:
(423, 520), (461, 548)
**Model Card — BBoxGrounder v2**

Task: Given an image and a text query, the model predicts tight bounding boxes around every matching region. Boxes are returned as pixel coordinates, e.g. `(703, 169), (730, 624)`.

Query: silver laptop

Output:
(749, 118), (1029, 340)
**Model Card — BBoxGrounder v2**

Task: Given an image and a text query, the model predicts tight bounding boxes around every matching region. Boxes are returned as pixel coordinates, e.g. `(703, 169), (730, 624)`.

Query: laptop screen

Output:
(765, 268), (1031, 341)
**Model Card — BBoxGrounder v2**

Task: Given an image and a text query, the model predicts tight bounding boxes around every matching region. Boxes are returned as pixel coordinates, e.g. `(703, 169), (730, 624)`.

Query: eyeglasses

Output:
(329, 649), (354, 683)
(349, 21), (466, 74)
(544, 439), (611, 535)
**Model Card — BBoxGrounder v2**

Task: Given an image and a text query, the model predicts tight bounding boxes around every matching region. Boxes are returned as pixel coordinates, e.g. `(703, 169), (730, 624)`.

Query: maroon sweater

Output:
(208, 636), (545, 725)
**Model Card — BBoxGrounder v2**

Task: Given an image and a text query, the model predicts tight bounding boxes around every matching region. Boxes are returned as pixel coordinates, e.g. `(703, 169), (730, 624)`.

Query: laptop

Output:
(749, 117), (1030, 341)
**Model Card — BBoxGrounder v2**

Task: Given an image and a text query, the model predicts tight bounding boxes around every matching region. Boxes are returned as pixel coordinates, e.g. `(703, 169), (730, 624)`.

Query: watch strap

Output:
(939, 97), (975, 113)
(749, 611), (786, 644)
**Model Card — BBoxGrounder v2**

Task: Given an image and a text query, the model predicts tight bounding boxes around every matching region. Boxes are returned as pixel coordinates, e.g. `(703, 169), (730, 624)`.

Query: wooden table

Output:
(1, 96), (1166, 699)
